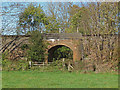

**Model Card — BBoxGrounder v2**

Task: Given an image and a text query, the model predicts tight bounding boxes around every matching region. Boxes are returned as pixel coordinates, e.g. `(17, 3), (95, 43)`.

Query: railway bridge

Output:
(1, 33), (83, 62)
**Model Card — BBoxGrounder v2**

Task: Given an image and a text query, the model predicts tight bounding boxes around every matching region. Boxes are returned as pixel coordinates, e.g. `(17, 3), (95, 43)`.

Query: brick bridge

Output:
(1, 33), (83, 62)
(1, 33), (118, 72)
(1, 33), (118, 63)
(45, 33), (82, 62)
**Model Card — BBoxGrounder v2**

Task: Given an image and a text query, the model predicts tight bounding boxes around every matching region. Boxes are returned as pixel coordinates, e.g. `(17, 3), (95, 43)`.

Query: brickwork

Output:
(47, 39), (82, 61)
(1, 34), (83, 62)
(0, 33), (118, 72)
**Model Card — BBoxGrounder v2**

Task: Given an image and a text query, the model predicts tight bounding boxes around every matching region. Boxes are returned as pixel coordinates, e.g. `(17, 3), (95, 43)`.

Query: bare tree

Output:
(1, 2), (30, 35)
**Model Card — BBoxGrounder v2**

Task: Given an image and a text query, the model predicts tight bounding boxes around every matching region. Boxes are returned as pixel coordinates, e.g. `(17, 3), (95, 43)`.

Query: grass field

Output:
(0, 71), (2, 90)
(2, 71), (118, 88)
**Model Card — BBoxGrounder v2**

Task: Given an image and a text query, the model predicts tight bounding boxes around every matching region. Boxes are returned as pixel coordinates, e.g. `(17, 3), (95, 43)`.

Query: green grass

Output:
(0, 71), (2, 90)
(2, 71), (118, 88)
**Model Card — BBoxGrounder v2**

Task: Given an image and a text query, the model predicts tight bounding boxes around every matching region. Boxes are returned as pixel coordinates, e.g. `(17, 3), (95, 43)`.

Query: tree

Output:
(66, 2), (118, 34)
(53, 46), (73, 60)
(68, 5), (91, 34)
(87, 2), (118, 34)
(46, 2), (73, 33)
(18, 3), (48, 34)
(27, 30), (47, 62)
(1, 2), (26, 35)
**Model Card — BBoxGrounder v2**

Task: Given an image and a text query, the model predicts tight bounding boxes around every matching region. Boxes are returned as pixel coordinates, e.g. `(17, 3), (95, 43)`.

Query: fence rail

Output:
(32, 62), (53, 66)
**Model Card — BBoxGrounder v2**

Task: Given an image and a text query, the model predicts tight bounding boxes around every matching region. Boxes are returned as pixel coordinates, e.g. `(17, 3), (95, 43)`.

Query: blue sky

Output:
(1, 0), (119, 2)
(1, 0), (96, 2)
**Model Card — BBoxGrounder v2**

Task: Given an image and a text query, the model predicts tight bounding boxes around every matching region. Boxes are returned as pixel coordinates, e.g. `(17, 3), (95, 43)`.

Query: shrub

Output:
(52, 46), (73, 61)
(27, 30), (48, 62)
(2, 50), (9, 60)
(20, 44), (29, 50)
(2, 59), (29, 71)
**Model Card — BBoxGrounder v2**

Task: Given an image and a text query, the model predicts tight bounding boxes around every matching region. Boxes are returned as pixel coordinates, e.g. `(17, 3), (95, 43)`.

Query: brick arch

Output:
(48, 44), (73, 62)
(47, 39), (76, 51)
(48, 43), (74, 52)
(46, 40), (81, 62)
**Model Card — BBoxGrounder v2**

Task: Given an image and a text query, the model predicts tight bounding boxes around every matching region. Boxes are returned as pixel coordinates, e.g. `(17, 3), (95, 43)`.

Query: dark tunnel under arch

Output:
(48, 45), (73, 62)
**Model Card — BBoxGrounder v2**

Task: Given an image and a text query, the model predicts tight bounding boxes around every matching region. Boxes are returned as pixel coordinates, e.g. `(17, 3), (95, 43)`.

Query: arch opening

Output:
(48, 45), (73, 62)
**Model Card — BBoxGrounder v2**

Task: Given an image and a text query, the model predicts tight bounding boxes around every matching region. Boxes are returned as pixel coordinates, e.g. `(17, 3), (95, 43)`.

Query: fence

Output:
(29, 61), (53, 67)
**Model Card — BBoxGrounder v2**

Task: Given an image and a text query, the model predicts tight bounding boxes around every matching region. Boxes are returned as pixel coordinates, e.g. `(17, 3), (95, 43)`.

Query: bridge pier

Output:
(73, 45), (81, 61)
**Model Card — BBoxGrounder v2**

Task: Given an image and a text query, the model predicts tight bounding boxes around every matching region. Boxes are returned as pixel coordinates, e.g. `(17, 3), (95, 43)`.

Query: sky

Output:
(0, 0), (119, 2)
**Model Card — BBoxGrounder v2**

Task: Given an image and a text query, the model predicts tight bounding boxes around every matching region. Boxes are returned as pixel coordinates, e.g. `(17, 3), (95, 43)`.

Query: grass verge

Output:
(2, 71), (118, 88)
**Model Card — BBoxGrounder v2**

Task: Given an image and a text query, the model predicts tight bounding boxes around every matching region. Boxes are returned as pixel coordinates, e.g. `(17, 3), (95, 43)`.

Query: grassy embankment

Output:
(2, 71), (118, 88)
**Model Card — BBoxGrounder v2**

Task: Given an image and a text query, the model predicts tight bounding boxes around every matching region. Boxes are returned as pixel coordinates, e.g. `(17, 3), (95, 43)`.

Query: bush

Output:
(52, 46), (73, 61)
(20, 44), (29, 50)
(2, 50), (9, 60)
(27, 30), (48, 62)
(29, 59), (73, 72)
(2, 59), (29, 71)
